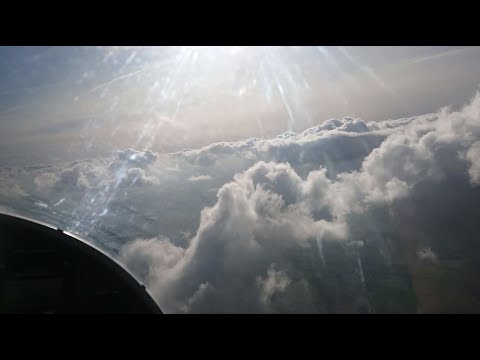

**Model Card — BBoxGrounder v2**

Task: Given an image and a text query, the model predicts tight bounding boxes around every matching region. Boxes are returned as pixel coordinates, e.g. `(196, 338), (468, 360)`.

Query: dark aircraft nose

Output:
(0, 212), (162, 314)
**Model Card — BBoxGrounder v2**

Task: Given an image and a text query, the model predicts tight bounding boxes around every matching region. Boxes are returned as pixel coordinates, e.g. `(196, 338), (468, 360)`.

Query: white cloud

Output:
(119, 236), (185, 281)
(188, 175), (212, 182)
(136, 92), (480, 312)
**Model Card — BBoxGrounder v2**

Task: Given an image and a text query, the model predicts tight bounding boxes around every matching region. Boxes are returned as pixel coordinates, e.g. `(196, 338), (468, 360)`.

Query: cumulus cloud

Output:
(120, 92), (480, 313)
(118, 168), (159, 187)
(115, 148), (158, 168)
(465, 141), (480, 185)
(34, 172), (59, 189)
(119, 236), (185, 283)
(173, 118), (387, 181)
(118, 160), (353, 313)
(4, 92), (480, 313)
(34, 163), (92, 192)
(256, 264), (291, 308)
(188, 175), (212, 182)
(58, 164), (91, 190)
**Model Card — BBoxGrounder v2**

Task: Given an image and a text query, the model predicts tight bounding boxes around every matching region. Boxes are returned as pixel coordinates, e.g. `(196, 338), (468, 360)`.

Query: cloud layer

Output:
(2, 92), (480, 313)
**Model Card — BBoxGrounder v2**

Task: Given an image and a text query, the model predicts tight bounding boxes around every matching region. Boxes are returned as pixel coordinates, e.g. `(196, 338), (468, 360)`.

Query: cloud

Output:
(119, 160), (352, 313)
(34, 162), (92, 192)
(417, 247), (438, 264)
(0, 181), (27, 199)
(337, 118), (370, 133)
(34, 172), (59, 189)
(3, 92), (480, 313)
(465, 141), (480, 185)
(122, 92), (480, 313)
(58, 164), (91, 190)
(118, 168), (159, 187)
(256, 264), (291, 308)
(119, 236), (185, 283)
(115, 148), (158, 168)
(188, 175), (212, 182)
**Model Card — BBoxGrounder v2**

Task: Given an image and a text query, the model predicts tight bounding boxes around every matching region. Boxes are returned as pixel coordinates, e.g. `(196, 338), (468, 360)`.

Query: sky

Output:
(1, 46), (480, 165)
(1, 46), (480, 313)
